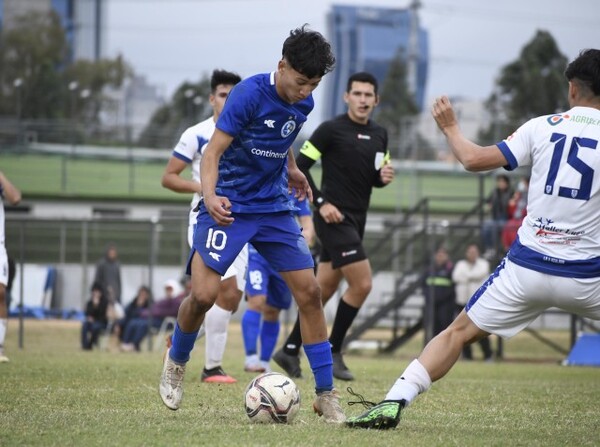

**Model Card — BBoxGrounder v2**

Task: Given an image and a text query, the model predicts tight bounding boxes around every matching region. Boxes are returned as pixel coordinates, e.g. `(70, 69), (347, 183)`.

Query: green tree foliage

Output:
(137, 79), (211, 148)
(0, 11), (67, 118)
(0, 10), (131, 121)
(63, 56), (131, 123)
(479, 30), (569, 143)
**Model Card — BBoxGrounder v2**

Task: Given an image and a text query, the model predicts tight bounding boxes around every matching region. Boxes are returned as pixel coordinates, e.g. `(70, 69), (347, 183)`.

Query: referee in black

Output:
(274, 72), (394, 381)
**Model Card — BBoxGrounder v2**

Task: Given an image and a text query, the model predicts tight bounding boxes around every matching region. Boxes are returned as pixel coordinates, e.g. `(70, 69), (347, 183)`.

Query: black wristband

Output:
(314, 196), (326, 209)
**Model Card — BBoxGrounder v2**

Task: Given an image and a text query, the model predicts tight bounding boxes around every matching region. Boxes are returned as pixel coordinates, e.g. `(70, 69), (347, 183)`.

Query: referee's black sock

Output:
(329, 298), (359, 353)
(282, 315), (302, 356)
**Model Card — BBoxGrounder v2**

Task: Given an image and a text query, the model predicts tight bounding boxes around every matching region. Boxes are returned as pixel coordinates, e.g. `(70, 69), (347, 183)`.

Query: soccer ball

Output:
(244, 372), (301, 424)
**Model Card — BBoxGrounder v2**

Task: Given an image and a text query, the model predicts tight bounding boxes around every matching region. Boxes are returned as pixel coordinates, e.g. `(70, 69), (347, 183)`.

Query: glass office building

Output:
(326, 4), (429, 118)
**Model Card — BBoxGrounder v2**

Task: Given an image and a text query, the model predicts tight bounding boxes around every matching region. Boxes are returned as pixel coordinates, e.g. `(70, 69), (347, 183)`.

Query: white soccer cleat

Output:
(313, 389), (346, 424)
(159, 348), (186, 410)
(0, 353), (9, 363)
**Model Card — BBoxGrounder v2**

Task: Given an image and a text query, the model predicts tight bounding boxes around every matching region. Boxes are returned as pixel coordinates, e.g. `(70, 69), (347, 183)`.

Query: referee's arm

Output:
(297, 142), (324, 208)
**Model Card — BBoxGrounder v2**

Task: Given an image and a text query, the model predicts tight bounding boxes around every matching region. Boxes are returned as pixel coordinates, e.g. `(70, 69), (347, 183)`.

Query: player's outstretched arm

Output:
(432, 96), (507, 172)
(0, 171), (21, 205)
(201, 129), (235, 226)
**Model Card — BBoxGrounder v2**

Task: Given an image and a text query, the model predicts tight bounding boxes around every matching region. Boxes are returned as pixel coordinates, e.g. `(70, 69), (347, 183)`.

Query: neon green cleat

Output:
(345, 400), (405, 430)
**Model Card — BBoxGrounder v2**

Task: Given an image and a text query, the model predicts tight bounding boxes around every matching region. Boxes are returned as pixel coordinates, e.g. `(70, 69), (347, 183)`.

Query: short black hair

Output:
(346, 72), (379, 94)
(282, 24), (335, 79)
(210, 69), (242, 93)
(565, 49), (600, 96)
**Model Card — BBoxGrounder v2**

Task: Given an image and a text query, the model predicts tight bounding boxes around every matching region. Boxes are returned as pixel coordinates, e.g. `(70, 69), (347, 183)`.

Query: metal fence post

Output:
(146, 217), (159, 351)
(17, 220), (25, 349)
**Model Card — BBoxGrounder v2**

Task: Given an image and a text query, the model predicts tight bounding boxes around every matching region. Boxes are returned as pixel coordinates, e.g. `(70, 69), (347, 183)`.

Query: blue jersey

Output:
(215, 72), (314, 213)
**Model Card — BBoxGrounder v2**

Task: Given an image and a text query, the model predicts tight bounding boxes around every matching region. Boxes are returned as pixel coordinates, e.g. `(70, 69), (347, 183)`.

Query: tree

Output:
(374, 49), (421, 159)
(137, 79), (211, 148)
(63, 56), (130, 123)
(479, 30), (569, 143)
(0, 10), (131, 124)
(0, 10), (68, 119)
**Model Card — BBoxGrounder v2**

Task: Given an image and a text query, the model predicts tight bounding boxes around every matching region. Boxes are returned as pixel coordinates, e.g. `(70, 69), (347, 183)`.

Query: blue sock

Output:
(260, 320), (280, 362)
(304, 340), (333, 393)
(241, 309), (262, 356)
(169, 323), (199, 364)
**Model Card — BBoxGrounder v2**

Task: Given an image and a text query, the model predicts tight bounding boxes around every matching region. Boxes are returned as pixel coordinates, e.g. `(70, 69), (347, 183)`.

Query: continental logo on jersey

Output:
(251, 148), (287, 159)
(357, 133), (371, 140)
(546, 114), (570, 126)
(281, 120), (296, 138)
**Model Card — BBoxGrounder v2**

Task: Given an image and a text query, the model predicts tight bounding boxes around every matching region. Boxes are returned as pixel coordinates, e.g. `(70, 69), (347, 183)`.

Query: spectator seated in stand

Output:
(81, 282), (109, 350)
(120, 280), (183, 352)
(113, 285), (152, 344)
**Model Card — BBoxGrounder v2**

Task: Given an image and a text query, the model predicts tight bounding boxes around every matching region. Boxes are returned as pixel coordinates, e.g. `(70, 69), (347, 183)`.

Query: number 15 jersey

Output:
(498, 106), (600, 277)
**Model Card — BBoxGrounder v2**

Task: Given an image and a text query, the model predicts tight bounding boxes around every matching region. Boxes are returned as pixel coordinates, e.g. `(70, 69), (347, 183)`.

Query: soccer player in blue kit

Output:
(346, 48), (600, 429)
(159, 25), (346, 423)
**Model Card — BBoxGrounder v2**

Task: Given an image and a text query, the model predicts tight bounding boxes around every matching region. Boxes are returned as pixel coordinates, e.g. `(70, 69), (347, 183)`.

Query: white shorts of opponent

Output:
(466, 257), (600, 339)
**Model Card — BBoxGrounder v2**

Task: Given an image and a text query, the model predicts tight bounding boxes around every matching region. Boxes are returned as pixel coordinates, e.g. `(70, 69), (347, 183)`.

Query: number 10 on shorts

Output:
(205, 228), (228, 250)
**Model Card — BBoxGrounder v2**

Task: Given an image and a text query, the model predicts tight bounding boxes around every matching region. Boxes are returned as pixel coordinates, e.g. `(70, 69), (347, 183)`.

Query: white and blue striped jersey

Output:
(497, 106), (600, 277)
(171, 116), (215, 212)
(215, 72), (313, 214)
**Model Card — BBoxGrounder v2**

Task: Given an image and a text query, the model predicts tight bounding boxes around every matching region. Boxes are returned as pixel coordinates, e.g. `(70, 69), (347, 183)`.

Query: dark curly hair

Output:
(281, 24), (335, 79)
(565, 49), (600, 97)
(210, 69), (242, 93)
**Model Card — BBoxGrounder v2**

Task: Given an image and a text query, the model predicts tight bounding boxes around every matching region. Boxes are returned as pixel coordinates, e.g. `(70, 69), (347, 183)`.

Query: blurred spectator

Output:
(502, 176), (530, 250)
(81, 282), (109, 350)
(482, 174), (513, 259)
(452, 243), (493, 361)
(120, 279), (183, 352)
(94, 243), (122, 305)
(423, 245), (455, 337)
(113, 285), (152, 343)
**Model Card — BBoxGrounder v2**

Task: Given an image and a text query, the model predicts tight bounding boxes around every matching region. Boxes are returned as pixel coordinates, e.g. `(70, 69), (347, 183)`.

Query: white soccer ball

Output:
(244, 372), (301, 424)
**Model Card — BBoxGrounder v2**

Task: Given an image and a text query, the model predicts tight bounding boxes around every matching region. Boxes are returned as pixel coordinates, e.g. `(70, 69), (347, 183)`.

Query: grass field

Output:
(1, 320), (598, 446)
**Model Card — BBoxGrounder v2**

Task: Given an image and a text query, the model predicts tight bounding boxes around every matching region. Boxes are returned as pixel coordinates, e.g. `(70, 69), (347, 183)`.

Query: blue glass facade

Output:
(326, 5), (429, 117)
(52, 0), (75, 62)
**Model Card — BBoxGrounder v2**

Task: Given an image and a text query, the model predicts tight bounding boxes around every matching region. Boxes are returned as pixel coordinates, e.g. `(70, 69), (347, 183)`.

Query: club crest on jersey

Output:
(281, 120), (296, 138)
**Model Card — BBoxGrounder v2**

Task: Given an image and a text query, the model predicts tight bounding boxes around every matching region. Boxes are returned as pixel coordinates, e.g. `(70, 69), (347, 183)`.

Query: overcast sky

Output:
(106, 0), (600, 124)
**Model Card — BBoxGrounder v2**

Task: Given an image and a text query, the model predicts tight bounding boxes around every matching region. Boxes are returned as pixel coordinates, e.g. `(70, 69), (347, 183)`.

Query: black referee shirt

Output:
(298, 113), (389, 213)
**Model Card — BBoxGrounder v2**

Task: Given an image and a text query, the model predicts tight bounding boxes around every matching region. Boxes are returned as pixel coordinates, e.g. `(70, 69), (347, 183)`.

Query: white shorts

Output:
(188, 214), (248, 293)
(0, 245), (7, 286)
(466, 258), (600, 339)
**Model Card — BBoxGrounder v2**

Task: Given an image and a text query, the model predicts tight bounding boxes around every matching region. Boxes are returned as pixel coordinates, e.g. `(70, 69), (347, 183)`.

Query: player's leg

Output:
(0, 249), (9, 362)
(201, 244), (247, 383)
(346, 259), (545, 429)
(242, 251), (268, 372)
(201, 275), (243, 383)
(159, 251), (221, 410)
(273, 248), (338, 377)
(346, 311), (488, 430)
(280, 268), (344, 423)
(255, 213), (344, 423)
(259, 274), (291, 371)
(258, 304), (280, 372)
(242, 293), (266, 372)
(328, 259), (371, 381)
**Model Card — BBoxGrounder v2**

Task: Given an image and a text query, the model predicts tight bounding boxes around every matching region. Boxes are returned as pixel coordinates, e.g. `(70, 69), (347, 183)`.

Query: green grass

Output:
(1, 152), (494, 212)
(1, 321), (598, 446)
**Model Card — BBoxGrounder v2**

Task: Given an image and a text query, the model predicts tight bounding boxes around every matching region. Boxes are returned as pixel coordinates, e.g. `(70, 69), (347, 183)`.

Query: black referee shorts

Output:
(314, 209), (367, 269)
